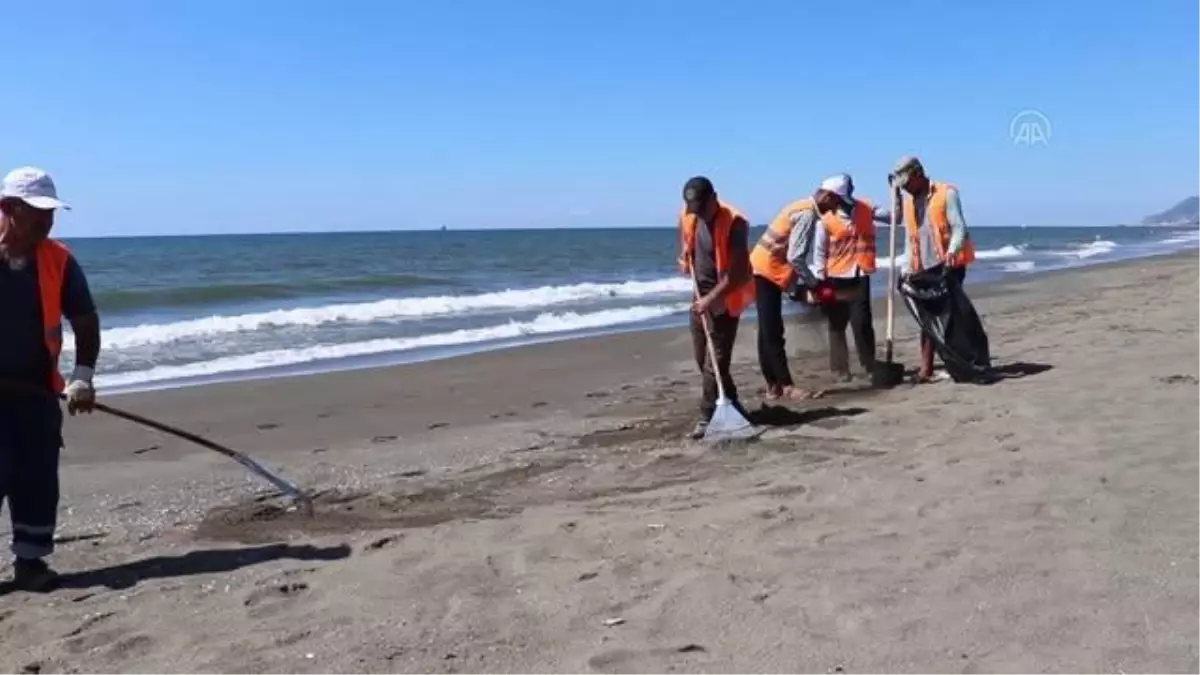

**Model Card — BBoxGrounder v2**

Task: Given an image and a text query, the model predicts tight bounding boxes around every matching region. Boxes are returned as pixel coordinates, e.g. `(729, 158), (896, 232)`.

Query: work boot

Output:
(689, 419), (708, 440)
(13, 557), (60, 593)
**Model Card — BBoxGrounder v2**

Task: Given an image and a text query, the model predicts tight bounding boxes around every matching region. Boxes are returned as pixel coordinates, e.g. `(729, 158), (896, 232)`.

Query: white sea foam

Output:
(974, 244), (1025, 260)
(1158, 228), (1200, 246)
(1001, 261), (1036, 273)
(74, 276), (692, 351)
(95, 303), (689, 388)
(880, 244), (1022, 269)
(1051, 239), (1118, 259)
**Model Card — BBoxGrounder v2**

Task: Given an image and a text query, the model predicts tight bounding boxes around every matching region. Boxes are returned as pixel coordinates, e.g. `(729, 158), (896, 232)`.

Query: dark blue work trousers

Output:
(0, 397), (63, 560)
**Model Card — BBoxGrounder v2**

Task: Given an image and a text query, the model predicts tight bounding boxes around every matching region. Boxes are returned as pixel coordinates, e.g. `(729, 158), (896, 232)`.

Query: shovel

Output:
(871, 185), (907, 388)
(690, 267), (759, 443)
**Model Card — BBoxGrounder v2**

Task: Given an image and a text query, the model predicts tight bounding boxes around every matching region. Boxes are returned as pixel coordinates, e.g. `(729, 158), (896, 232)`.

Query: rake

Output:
(690, 267), (759, 443)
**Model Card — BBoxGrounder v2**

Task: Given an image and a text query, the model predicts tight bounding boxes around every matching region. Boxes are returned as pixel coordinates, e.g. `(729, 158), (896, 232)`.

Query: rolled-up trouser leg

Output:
(6, 402), (62, 560)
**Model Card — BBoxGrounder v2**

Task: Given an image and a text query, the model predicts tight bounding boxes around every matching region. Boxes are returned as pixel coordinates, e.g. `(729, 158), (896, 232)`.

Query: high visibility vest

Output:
(902, 181), (976, 272)
(821, 199), (877, 276)
(678, 201), (755, 317)
(35, 238), (71, 393)
(750, 198), (815, 289)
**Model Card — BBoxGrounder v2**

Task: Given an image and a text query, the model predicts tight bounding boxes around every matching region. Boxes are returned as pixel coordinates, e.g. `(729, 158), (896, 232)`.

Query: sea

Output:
(59, 224), (1199, 393)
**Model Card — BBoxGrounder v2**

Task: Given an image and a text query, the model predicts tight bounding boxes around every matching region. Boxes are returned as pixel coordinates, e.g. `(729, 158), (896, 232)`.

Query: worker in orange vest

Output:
(749, 193), (812, 400)
(0, 167), (100, 592)
(889, 155), (978, 382)
(676, 176), (755, 439)
(786, 174), (892, 380)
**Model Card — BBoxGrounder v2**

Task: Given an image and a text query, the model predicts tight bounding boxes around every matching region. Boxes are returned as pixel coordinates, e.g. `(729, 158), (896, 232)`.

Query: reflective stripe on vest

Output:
(678, 200), (756, 317)
(821, 199), (878, 277)
(36, 239), (70, 393)
(902, 181), (976, 272)
(750, 198), (814, 290)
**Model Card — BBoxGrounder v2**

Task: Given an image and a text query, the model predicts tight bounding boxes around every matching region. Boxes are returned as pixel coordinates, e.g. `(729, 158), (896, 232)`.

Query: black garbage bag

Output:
(899, 266), (998, 384)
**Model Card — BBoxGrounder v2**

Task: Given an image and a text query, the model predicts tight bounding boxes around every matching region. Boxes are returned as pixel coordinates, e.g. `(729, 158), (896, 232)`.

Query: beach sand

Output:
(1, 253), (1197, 673)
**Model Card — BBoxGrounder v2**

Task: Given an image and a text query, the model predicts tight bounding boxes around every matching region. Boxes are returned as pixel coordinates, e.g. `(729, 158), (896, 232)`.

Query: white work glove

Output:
(65, 365), (96, 415)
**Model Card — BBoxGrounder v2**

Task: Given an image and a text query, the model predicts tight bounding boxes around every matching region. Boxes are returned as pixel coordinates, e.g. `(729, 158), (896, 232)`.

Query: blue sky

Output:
(2, 0), (1197, 236)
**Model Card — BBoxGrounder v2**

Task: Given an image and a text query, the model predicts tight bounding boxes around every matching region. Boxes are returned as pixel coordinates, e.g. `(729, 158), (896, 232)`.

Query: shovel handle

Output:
(884, 185), (900, 359)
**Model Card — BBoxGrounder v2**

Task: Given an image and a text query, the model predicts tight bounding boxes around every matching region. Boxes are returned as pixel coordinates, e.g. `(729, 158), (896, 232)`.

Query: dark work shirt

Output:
(693, 216), (749, 316)
(0, 253), (96, 386)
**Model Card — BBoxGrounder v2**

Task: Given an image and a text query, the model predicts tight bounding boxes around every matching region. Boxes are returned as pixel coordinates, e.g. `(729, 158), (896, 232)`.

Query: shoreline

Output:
(100, 241), (1200, 396)
(101, 247), (1199, 396)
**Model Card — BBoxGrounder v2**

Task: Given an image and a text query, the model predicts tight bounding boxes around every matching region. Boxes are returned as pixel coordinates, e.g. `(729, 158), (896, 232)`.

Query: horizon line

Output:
(57, 222), (1170, 240)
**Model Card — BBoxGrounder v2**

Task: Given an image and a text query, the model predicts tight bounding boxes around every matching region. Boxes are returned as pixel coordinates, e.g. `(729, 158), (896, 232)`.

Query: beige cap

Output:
(890, 155), (923, 185)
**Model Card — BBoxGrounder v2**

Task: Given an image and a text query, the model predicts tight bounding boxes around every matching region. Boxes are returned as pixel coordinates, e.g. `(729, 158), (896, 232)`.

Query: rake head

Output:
(702, 397), (760, 443)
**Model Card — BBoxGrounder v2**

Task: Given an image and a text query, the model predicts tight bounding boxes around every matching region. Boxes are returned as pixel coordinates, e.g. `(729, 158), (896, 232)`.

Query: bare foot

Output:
(782, 386), (825, 401)
(917, 369), (950, 384)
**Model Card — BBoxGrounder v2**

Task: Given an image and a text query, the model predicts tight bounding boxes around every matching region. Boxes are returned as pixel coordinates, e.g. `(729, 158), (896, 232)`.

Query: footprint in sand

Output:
(587, 644), (710, 672)
(1159, 374), (1199, 385)
(758, 483), (808, 498)
(107, 635), (156, 661)
(62, 611), (116, 639)
(63, 613), (147, 657)
(243, 580), (315, 619)
(364, 534), (402, 552)
(371, 435), (397, 444)
(255, 422), (280, 431)
(274, 630), (312, 647)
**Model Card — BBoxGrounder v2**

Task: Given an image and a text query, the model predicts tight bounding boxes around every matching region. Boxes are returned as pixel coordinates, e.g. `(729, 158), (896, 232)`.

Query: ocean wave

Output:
(1051, 239), (1118, 259)
(1001, 261), (1036, 273)
(95, 303), (688, 388)
(74, 276), (693, 351)
(93, 274), (458, 311)
(1158, 229), (1200, 246)
(975, 244), (1025, 260)
(880, 244), (1022, 268)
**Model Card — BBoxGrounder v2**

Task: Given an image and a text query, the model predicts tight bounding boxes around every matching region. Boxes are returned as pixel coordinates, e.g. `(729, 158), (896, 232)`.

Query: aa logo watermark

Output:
(1009, 109), (1051, 147)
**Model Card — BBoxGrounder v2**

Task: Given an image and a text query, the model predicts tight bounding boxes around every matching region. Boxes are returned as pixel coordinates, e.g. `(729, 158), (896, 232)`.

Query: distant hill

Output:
(1141, 196), (1199, 226)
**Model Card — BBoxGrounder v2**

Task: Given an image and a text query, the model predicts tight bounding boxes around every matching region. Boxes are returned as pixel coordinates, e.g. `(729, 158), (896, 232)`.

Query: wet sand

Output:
(1, 253), (1197, 673)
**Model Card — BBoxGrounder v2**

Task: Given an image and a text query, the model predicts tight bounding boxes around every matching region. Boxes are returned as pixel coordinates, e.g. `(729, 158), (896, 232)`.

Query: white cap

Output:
(818, 173), (854, 205)
(0, 167), (70, 210)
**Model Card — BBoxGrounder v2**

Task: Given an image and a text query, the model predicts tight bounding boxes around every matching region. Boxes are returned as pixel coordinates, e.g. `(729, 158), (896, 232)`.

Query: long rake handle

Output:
(82, 397), (310, 504)
(0, 378), (311, 508)
(690, 264), (730, 401)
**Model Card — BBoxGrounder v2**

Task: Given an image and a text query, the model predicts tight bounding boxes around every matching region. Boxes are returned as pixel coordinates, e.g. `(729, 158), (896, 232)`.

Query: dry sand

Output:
(1, 253), (1197, 674)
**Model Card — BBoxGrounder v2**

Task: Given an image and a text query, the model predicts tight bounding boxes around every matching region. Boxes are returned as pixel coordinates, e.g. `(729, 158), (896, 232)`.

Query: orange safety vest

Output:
(35, 238), (71, 392)
(902, 181), (976, 272)
(750, 198), (814, 290)
(820, 199), (878, 277)
(678, 201), (755, 317)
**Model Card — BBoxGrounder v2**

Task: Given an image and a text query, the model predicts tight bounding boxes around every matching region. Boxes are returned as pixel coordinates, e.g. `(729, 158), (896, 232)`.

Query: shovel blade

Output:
(871, 360), (906, 389)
